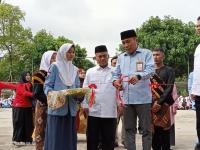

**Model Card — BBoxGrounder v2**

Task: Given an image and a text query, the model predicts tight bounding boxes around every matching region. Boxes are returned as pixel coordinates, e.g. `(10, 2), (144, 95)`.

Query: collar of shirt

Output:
(124, 48), (142, 56)
(96, 65), (112, 71)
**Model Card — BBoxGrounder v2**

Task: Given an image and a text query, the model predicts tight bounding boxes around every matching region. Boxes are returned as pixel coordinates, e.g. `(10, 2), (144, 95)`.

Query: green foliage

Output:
(0, 3), (33, 81)
(0, 3), (94, 81)
(55, 36), (73, 49)
(82, 59), (95, 70)
(117, 16), (200, 77)
(31, 31), (94, 71)
(32, 29), (56, 68)
(116, 44), (124, 52)
(116, 16), (200, 95)
(136, 16), (200, 77)
(1, 89), (13, 99)
(0, 58), (10, 80)
(73, 44), (87, 68)
(175, 75), (188, 96)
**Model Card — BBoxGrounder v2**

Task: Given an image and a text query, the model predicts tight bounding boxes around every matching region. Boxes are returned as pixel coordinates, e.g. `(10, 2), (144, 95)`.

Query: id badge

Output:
(136, 60), (144, 72)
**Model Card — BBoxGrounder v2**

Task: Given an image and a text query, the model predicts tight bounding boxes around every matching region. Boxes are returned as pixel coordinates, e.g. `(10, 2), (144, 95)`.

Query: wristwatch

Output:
(136, 75), (142, 80)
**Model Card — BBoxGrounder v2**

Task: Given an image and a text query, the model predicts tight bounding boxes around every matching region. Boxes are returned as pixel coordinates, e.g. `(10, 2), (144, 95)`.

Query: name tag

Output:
(136, 60), (144, 72)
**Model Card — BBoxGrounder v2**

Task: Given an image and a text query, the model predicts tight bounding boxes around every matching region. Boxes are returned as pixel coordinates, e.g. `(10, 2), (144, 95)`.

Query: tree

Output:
(55, 36), (73, 50)
(54, 36), (94, 70)
(0, 3), (32, 81)
(116, 44), (125, 53)
(32, 31), (94, 71)
(32, 29), (56, 69)
(82, 59), (95, 70)
(137, 16), (200, 77)
(117, 16), (200, 77)
(0, 4), (93, 81)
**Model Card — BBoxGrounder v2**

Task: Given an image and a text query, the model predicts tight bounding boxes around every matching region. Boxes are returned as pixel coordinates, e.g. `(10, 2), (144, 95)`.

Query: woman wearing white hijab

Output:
(32, 50), (57, 150)
(44, 43), (80, 150)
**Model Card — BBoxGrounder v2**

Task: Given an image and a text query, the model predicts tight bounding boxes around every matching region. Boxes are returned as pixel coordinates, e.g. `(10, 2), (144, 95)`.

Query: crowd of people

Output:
(0, 97), (13, 108)
(0, 16), (200, 150)
(177, 96), (193, 110)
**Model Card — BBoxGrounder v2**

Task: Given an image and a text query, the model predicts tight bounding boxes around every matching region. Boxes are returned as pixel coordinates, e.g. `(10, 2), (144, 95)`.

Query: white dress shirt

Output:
(192, 44), (200, 96)
(82, 65), (117, 118)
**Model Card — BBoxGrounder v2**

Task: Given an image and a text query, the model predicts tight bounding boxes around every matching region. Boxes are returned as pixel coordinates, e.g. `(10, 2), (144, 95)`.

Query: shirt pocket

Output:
(102, 72), (115, 92)
(90, 77), (102, 93)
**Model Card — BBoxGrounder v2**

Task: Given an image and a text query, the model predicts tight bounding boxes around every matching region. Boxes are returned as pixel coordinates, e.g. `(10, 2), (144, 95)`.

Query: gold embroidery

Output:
(32, 76), (44, 84)
(47, 88), (91, 110)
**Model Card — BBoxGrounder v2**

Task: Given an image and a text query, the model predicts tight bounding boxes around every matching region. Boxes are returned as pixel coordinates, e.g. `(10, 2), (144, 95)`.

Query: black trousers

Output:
(195, 98), (200, 143)
(87, 116), (117, 150)
(170, 124), (175, 146)
(12, 107), (34, 142)
(152, 126), (170, 150)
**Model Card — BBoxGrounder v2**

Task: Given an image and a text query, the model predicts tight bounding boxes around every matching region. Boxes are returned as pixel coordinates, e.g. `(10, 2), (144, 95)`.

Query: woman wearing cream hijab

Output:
(32, 50), (57, 150)
(44, 43), (80, 150)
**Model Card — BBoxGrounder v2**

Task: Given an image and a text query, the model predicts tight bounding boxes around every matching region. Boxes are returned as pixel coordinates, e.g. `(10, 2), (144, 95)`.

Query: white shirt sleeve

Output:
(81, 70), (90, 108)
(191, 44), (200, 96)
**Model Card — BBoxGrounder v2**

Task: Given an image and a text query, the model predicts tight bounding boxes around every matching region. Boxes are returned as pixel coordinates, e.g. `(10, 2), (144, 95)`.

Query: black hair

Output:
(152, 48), (165, 53)
(197, 16), (200, 21)
(111, 56), (118, 63)
(20, 71), (31, 83)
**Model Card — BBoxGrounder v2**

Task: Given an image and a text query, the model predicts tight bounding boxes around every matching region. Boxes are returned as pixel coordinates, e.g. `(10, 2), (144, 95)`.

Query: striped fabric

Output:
(32, 70), (47, 85)
(150, 74), (171, 129)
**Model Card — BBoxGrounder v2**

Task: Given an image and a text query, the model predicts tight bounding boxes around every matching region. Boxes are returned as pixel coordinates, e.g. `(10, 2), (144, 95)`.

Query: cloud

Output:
(6, 0), (200, 57)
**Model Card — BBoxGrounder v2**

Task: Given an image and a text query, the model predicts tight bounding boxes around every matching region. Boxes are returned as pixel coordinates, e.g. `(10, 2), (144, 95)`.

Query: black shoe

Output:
(98, 142), (102, 150)
(121, 141), (125, 146)
(114, 142), (119, 147)
(121, 141), (127, 148)
(195, 143), (200, 150)
(139, 130), (143, 135)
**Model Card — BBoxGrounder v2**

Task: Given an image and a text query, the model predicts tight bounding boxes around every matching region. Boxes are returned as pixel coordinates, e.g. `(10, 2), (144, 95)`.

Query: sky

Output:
(5, 0), (200, 58)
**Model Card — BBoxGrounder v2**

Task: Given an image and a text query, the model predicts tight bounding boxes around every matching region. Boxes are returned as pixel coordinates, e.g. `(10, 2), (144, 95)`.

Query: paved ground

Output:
(0, 108), (197, 150)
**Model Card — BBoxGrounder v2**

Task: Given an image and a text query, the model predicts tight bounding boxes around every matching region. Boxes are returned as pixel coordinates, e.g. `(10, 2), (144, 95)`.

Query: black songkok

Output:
(120, 29), (137, 40)
(95, 45), (108, 53)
